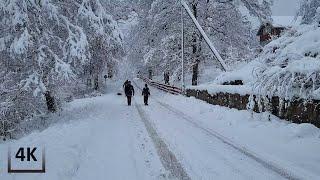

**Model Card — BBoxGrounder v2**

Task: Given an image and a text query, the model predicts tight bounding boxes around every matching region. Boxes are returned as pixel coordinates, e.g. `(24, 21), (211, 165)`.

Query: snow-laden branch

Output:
(180, 0), (229, 71)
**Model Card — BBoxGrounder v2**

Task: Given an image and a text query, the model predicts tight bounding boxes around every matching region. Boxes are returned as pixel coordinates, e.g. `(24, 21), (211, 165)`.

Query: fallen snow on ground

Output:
(0, 93), (167, 180)
(136, 79), (320, 180)
(1, 79), (319, 180)
(212, 61), (264, 85)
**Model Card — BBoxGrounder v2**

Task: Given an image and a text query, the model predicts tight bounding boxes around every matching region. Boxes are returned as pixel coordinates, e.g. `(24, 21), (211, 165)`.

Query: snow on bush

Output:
(252, 25), (320, 100)
(209, 1), (320, 101)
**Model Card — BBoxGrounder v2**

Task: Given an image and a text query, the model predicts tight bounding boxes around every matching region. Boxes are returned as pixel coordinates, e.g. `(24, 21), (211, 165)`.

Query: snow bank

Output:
(213, 61), (264, 85)
(286, 123), (320, 139)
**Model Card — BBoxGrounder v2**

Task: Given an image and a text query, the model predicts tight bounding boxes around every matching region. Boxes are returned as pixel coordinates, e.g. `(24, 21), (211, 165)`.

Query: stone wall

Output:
(186, 89), (320, 128)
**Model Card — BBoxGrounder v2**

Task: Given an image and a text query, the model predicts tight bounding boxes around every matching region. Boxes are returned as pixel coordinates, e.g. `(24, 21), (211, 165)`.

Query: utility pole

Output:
(181, 4), (185, 92)
(180, 0), (228, 72)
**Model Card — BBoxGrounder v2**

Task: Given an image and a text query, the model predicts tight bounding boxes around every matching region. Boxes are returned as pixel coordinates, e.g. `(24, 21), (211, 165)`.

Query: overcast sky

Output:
(272, 0), (301, 16)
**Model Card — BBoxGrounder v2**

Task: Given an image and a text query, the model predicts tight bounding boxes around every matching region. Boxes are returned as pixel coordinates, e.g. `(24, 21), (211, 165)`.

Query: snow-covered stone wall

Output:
(186, 88), (320, 128)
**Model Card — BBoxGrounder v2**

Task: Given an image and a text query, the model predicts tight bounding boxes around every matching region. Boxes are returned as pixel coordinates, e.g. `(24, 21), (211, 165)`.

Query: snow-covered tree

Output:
(252, 1), (320, 100)
(0, 0), (124, 137)
(127, 0), (272, 85)
(240, 0), (273, 23)
(316, 7), (320, 25)
(298, 0), (320, 24)
(203, 0), (260, 65)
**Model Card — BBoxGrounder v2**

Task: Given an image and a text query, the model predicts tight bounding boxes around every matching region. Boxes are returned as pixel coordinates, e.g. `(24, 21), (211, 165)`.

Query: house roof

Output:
(257, 25), (266, 36)
(257, 23), (273, 36)
(256, 22), (287, 36)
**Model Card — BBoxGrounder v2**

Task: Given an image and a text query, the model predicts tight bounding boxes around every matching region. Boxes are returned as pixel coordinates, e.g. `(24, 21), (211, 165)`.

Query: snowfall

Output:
(0, 79), (319, 180)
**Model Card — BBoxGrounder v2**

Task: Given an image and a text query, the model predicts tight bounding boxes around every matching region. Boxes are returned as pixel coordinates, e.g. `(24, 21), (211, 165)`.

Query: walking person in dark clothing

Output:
(123, 80), (129, 90)
(164, 72), (170, 85)
(124, 81), (134, 106)
(142, 84), (150, 105)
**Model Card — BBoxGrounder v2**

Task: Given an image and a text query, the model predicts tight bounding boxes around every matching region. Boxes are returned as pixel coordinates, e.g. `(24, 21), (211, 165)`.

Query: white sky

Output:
(272, 0), (301, 16)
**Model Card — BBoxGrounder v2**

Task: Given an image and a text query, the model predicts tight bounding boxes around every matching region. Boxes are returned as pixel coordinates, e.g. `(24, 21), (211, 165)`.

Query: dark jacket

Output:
(125, 84), (134, 96)
(123, 80), (129, 89)
(142, 87), (150, 97)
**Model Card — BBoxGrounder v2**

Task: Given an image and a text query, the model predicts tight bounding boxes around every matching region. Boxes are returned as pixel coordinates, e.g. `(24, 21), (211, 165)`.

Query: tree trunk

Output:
(148, 69), (153, 80)
(191, 1), (199, 86)
(192, 61), (199, 86)
(107, 63), (113, 78)
(45, 91), (56, 112)
(94, 76), (99, 90)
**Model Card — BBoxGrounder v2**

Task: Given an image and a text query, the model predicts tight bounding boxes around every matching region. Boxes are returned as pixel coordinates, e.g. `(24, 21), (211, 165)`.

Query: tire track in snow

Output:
(154, 99), (302, 180)
(133, 80), (302, 180)
(133, 81), (190, 180)
(133, 82), (191, 180)
(135, 103), (191, 180)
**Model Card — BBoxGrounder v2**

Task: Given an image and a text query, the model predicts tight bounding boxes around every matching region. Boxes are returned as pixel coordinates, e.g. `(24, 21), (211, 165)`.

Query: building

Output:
(257, 22), (286, 46)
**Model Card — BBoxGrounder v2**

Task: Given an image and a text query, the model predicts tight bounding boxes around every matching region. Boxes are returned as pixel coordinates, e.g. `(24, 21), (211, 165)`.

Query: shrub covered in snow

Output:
(252, 24), (320, 100)
(209, 2), (320, 101)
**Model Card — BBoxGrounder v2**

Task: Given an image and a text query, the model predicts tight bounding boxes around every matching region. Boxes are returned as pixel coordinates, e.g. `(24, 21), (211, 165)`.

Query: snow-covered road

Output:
(0, 91), (168, 180)
(133, 80), (305, 180)
(1, 79), (319, 180)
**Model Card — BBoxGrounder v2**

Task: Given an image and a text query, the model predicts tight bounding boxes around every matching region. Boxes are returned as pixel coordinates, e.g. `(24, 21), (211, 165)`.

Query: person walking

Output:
(123, 80), (129, 90)
(142, 84), (150, 105)
(124, 81), (134, 106)
(164, 72), (170, 85)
